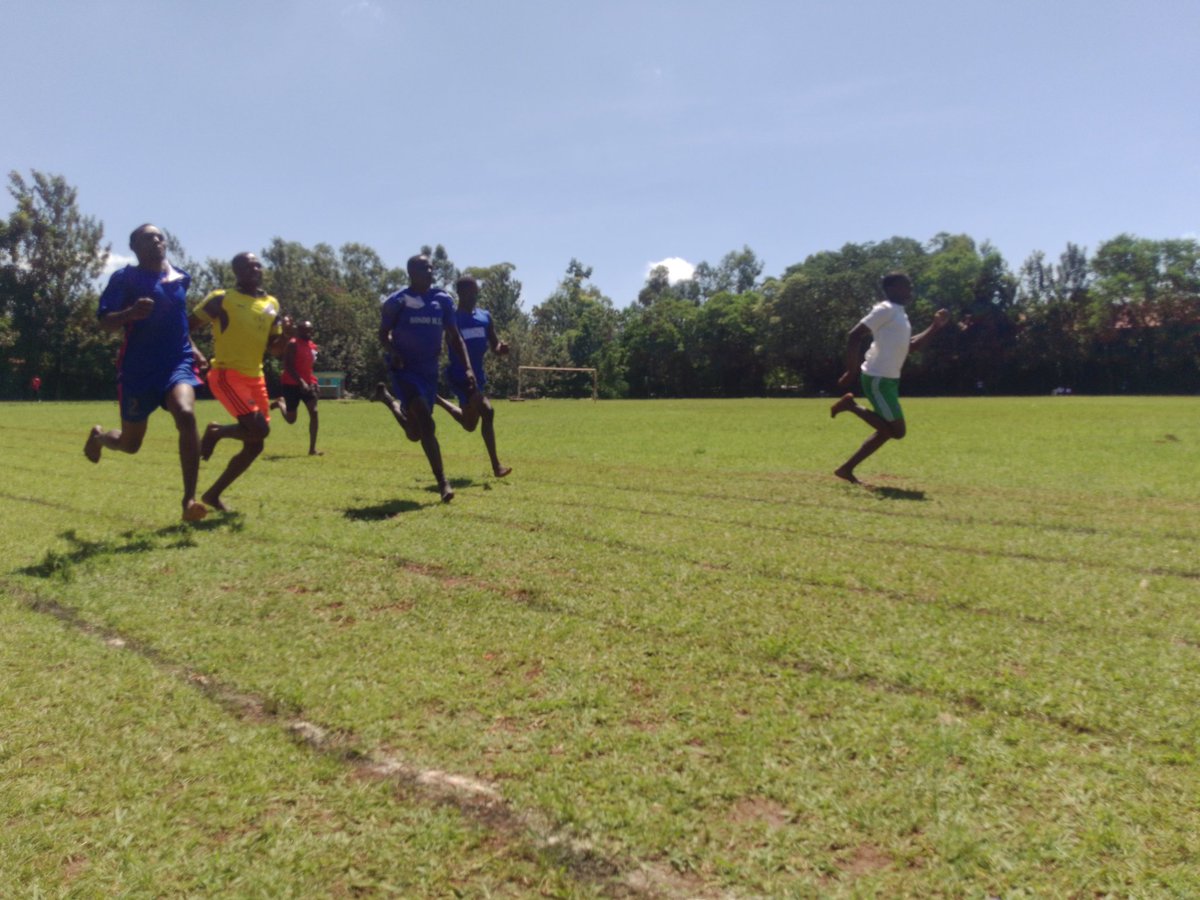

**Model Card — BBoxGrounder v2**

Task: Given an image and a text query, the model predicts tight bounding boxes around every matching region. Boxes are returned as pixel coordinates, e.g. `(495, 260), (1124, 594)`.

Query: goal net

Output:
(515, 366), (598, 401)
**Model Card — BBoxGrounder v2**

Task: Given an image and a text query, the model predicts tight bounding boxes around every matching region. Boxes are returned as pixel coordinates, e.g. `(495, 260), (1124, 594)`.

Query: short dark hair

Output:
(881, 271), (911, 292)
(128, 223), (156, 249)
(455, 274), (478, 292)
(231, 252), (255, 272)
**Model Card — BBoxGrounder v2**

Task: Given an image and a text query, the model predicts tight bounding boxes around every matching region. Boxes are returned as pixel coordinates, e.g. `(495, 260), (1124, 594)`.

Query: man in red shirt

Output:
(272, 319), (321, 455)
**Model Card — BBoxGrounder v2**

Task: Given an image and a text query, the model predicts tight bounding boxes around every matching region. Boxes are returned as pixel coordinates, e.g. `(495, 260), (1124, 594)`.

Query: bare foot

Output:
(309, 449), (323, 456)
(833, 466), (861, 485)
(493, 466), (512, 478)
(439, 481), (455, 503)
(183, 499), (208, 522)
(830, 393), (856, 418)
(200, 491), (230, 512)
(84, 425), (103, 463)
(200, 423), (222, 461)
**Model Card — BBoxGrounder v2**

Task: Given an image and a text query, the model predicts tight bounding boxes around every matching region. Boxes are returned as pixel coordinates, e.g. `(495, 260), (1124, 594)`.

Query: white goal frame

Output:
(516, 366), (598, 401)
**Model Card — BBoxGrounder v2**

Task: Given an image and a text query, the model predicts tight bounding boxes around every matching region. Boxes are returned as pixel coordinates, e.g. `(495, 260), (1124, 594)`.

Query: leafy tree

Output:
(637, 265), (673, 307)
(1012, 244), (1094, 392)
(622, 296), (696, 397)
(0, 170), (108, 398)
(528, 259), (622, 396)
(257, 238), (387, 395)
(341, 242), (405, 298)
(420, 243), (458, 288)
(691, 290), (765, 396)
(1086, 235), (1200, 392)
(716, 245), (764, 295)
(671, 246), (766, 304)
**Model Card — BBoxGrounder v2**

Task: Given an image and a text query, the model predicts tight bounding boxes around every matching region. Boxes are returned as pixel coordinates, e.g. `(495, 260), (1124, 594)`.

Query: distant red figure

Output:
(30, 375), (42, 401)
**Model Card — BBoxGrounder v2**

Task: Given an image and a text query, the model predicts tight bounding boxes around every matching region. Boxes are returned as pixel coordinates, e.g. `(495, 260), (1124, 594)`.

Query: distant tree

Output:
(622, 296), (696, 397)
(257, 237), (387, 395)
(717, 245), (764, 295)
(1086, 235), (1200, 392)
(0, 170), (108, 398)
(340, 242), (405, 298)
(529, 259), (623, 396)
(637, 264), (673, 307)
(690, 290), (765, 396)
(913, 234), (1017, 393)
(1014, 246), (1091, 391)
(674, 246), (765, 304)
(419, 243), (458, 288)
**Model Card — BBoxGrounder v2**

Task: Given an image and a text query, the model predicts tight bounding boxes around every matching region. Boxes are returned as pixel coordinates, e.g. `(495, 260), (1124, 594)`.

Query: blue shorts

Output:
(390, 369), (438, 414)
(446, 372), (485, 407)
(119, 361), (200, 423)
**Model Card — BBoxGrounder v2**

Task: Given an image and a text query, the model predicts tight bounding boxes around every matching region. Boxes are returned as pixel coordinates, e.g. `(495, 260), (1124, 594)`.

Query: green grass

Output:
(2, 396), (1198, 896)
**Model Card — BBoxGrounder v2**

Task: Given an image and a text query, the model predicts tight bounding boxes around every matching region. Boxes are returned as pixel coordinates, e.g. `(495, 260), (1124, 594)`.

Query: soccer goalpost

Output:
(516, 366), (598, 401)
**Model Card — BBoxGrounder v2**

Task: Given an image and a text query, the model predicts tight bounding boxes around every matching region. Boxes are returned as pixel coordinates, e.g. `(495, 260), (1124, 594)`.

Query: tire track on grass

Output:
(525, 470), (1199, 544)
(509, 493), (1200, 582)
(7, 487), (1198, 658)
(3, 578), (722, 900)
(9, 488), (1199, 746)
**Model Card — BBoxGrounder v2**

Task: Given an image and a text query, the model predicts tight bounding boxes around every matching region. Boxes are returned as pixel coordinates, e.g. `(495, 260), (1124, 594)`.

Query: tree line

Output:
(3, 170), (1198, 401)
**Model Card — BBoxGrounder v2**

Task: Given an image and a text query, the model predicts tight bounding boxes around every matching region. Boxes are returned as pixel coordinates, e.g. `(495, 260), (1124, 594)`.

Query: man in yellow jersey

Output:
(189, 252), (290, 511)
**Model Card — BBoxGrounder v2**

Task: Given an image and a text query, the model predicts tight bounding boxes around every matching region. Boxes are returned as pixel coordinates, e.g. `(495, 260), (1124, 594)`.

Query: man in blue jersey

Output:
(84, 224), (208, 522)
(435, 275), (511, 478)
(375, 254), (475, 502)
(830, 271), (950, 485)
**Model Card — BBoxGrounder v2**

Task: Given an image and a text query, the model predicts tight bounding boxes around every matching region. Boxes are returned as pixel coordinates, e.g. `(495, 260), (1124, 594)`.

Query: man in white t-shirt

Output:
(830, 272), (950, 484)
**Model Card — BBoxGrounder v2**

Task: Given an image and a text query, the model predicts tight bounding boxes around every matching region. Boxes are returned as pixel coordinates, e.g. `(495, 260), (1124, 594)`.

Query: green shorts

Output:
(861, 374), (903, 422)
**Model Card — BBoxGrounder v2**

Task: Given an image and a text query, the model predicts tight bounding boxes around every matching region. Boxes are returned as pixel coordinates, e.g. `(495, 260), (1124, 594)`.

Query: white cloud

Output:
(647, 257), (695, 284)
(101, 252), (135, 279)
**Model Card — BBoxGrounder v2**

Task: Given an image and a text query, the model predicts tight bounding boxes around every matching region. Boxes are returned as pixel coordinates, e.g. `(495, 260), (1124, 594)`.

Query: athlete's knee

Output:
(890, 420), (907, 439)
(174, 409), (197, 433)
(247, 416), (270, 441)
(119, 433), (144, 454)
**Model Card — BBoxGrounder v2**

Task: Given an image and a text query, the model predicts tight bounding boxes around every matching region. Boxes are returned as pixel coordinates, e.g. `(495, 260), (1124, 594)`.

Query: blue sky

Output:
(3, 0), (1197, 308)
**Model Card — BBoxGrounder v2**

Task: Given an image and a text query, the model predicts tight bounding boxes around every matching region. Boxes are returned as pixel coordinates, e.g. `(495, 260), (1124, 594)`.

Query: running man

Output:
(271, 319), (322, 456)
(434, 275), (511, 478)
(830, 271), (950, 484)
(190, 252), (290, 511)
(84, 223), (207, 522)
(375, 254), (475, 502)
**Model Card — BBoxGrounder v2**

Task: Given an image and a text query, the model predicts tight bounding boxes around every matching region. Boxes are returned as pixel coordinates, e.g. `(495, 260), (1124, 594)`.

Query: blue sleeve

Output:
(97, 269), (129, 319)
(380, 296), (397, 332)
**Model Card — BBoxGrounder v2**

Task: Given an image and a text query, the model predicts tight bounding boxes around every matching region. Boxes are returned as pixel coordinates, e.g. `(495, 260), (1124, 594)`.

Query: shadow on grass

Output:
(872, 486), (928, 502)
(422, 477), (476, 495)
(19, 516), (244, 580)
(343, 500), (423, 520)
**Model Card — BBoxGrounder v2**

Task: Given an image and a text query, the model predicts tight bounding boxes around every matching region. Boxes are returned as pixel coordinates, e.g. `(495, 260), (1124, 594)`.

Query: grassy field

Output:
(2, 395), (1198, 897)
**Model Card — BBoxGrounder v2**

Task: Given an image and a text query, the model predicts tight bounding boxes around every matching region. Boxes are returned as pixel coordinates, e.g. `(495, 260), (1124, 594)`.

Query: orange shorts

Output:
(207, 368), (270, 422)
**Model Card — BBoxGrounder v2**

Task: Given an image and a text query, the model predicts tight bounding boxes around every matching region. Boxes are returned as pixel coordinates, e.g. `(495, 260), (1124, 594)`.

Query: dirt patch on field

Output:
(729, 796), (791, 829)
